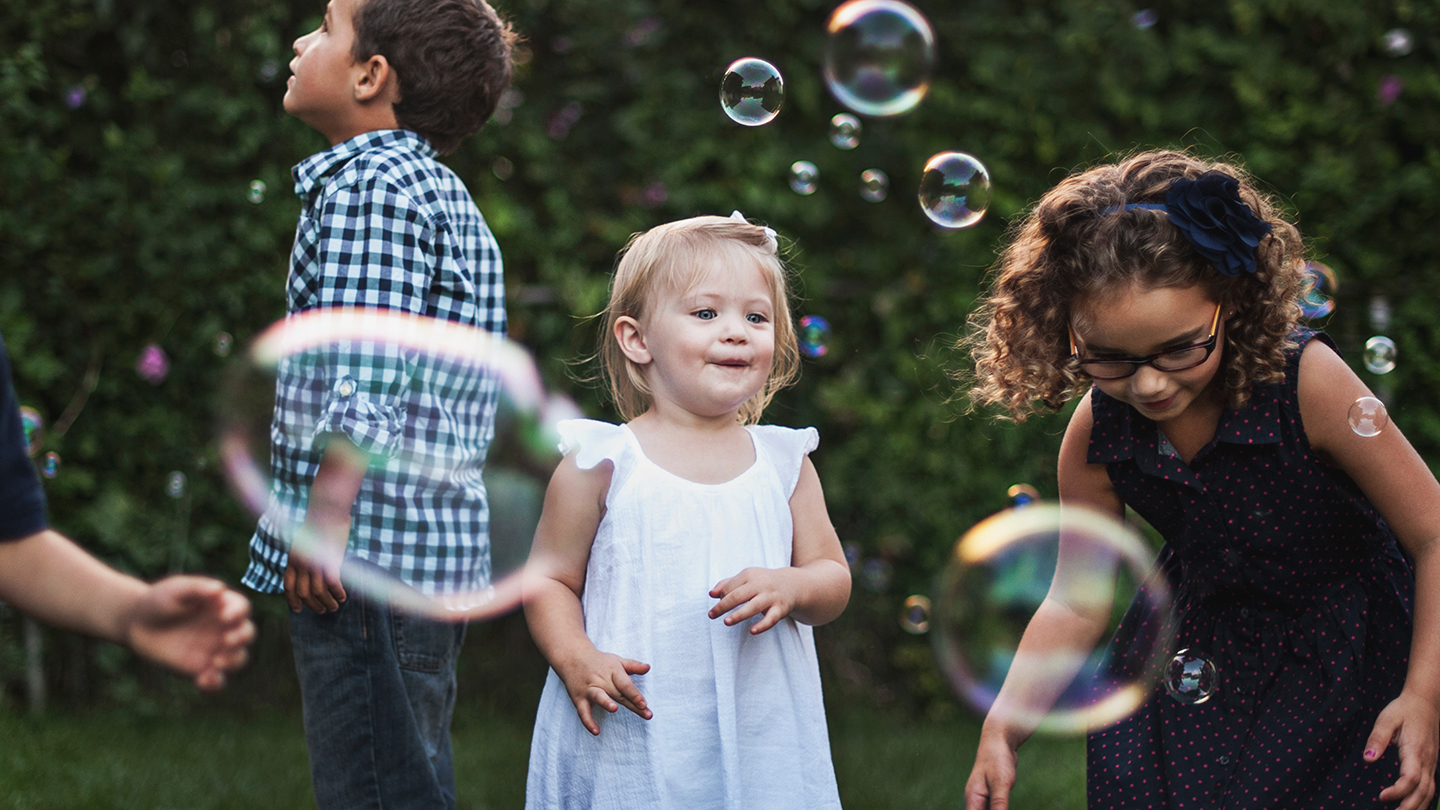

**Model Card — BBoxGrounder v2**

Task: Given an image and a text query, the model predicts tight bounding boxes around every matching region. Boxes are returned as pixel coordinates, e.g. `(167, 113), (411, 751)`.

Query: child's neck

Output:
(627, 406), (755, 486)
(1156, 385), (1227, 464)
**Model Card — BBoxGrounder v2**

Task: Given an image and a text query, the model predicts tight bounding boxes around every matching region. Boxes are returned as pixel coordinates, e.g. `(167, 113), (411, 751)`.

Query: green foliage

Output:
(1, 0), (1437, 712)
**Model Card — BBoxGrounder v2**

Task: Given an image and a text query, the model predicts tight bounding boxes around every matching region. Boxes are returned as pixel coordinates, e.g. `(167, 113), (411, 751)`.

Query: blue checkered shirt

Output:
(244, 130), (506, 596)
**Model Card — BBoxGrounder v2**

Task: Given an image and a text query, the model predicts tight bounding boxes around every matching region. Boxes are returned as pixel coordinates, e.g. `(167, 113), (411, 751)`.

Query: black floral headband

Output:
(1105, 171), (1272, 277)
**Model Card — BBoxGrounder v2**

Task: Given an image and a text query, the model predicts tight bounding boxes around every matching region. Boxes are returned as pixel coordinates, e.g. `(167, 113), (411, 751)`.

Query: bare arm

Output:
(284, 436), (367, 614)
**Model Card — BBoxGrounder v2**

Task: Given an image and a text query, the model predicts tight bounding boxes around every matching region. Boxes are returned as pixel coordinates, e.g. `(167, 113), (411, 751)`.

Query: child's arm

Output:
(966, 394), (1124, 810)
(284, 437), (367, 614)
(522, 454), (652, 736)
(1299, 341), (1440, 810)
(707, 456), (851, 632)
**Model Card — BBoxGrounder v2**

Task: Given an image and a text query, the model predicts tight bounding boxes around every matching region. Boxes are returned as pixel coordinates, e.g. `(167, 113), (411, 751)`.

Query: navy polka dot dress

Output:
(1084, 329), (1433, 809)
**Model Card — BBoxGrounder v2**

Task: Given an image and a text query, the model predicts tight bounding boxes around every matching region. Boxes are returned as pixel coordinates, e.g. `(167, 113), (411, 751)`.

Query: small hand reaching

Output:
(708, 567), (798, 634)
(558, 648), (652, 736)
(965, 727), (1021, 810)
(1365, 690), (1438, 810)
(124, 576), (256, 692)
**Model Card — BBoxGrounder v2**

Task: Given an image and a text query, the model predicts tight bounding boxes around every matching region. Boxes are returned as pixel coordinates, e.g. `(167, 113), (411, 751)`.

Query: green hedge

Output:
(1, 0), (1436, 711)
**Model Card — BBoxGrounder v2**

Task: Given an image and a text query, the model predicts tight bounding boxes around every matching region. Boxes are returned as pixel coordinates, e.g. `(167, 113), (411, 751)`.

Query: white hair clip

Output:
(729, 210), (778, 250)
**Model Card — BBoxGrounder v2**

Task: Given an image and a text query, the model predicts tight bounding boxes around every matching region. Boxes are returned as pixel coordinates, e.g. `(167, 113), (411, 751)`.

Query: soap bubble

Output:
(919, 152), (991, 228)
(217, 308), (578, 621)
(1382, 29), (1414, 57)
(1363, 336), (1396, 375)
(824, 0), (936, 117)
(41, 452), (60, 479)
(900, 594), (932, 634)
(136, 344), (170, 384)
(1298, 261), (1336, 319)
(860, 169), (889, 202)
(214, 332), (234, 357)
(257, 59), (281, 83)
(18, 406), (43, 457)
(829, 113), (862, 149)
(842, 541), (863, 568)
(1348, 396), (1388, 438)
(933, 503), (1173, 735)
(789, 161), (818, 195)
(1163, 649), (1217, 705)
(64, 85), (87, 110)
(1007, 484), (1039, 508)
(720, 57), (783, 126)
(166, 471), (188, 500)
(798, 315), (831, 358)
(1132, 9), (1158, 30)
(1378, 75), (1404, 106)
(247, 180), (266, 204)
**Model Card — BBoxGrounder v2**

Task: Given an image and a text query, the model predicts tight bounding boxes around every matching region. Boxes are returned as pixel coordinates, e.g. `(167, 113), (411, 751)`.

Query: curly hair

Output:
(961, 149), (1307, 422)
(595, 216), (800, 425)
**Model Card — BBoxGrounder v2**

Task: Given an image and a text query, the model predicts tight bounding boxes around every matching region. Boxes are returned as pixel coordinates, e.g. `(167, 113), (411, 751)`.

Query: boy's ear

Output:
(353, 54), (398, 104)
(614, 316), (652, 365)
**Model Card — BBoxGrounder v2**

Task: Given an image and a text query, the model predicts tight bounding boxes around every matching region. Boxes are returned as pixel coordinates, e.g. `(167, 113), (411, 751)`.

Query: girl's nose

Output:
(719, 315), (748, 343)
(1130, 365), (1168, 398)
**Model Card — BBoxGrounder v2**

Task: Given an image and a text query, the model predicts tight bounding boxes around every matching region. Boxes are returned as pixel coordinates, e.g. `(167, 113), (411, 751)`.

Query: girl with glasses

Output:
(959, 150), (1439, 810)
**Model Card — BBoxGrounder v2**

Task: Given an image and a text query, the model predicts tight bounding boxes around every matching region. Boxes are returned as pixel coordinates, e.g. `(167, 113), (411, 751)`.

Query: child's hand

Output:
(557, 649), (652, 736)
(708, 567), (798, 634)
(1365, 690), (1438, 810)
(965, 726), (1021, 810)
(124, 576), (256, 691)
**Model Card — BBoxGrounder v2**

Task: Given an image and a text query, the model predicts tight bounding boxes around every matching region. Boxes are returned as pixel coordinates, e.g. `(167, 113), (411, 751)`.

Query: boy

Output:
(241, 0), (516, 807)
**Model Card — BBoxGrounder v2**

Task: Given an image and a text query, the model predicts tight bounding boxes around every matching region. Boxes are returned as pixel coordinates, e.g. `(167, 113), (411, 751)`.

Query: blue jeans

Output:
(290, 588), (467, 810)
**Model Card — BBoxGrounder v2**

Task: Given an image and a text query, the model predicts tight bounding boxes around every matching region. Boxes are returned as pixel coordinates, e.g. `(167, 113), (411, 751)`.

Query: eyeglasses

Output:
(1069, 302), (1222, 380)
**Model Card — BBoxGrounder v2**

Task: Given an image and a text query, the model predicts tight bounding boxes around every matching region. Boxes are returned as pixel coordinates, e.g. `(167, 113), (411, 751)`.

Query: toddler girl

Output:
(962, 150), (1440, 810)
(523, 213), (850, 810)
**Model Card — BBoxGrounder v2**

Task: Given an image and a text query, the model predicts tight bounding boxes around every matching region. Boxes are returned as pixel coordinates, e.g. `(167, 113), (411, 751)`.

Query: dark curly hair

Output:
(961, 150), (1307, 421)
(353, 0), (518, 154)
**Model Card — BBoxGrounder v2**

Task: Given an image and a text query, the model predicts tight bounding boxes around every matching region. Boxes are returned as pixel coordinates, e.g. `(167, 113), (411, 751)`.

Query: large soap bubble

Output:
(18, 406), (43, 457)
(1298, 261), (1337, 319)
(934, 503), (1173, 735)
(217, 308), (576, 621)
(919, 151), (991, 228)
(720, 57), (784, 126)
(823, 0), (936, 117)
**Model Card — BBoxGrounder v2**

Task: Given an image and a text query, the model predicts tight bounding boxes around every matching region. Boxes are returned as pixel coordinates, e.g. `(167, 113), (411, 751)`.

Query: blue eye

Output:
(746, 313), (767, 324)
(695, 309), (717, 320)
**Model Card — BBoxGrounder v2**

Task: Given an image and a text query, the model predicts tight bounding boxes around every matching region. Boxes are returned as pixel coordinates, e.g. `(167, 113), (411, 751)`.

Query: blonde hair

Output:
(596, 215), (800, 425)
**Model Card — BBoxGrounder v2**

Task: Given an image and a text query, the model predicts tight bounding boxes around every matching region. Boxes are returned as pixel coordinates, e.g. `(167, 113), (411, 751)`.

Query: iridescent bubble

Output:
(1007, 484), (1040, 508)
(798, 314), (831, 358)
(860, 558), (893, 592)
(1131, 9), (1158, 30)
(1164, 649), (1218, 705)
(1348, 396), (1389, 438)
(719, 57), (783, 126)
(934, 503), (1174, 735)
(136, 344), (170, 384)
(900, 594), (932, 634)
(492, 157), (514, 181)
(257, 59), (281, 83)
(824, 0), (936, 117)
(1298, 261), (1337, 319)
(1382, 28), (1414, 57)
(919, 151), (991, 228)
(64, 85), (87, 110)
(860, 169), (889, 202)
(247, 180), (266, 204)
(214, 332), (234, 357)
(41, 452), (60, 479)
(217, 309), (575, 622)
(166, 471), (188, 500)
(829, 113), (862, 149)
(1363, 336), (1396, 375)
(18, 406), (43, 457)
(789, 161), (818, 196)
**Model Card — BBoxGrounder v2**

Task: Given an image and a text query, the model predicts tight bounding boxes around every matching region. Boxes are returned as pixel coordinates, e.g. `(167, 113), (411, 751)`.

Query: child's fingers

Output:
(719, 595), (768, 626)
(708, 584), (758, 620)
(611, 671), (652, 720)
(283, 566), (302, 613)
(748, 604), (785, 634)
(708, 576), (734, 598)
(621, 658), (651, 675)
(571, 695), (600, 736)
(1364, 711), (1401, 763)
(1380, 738), (1432, 808)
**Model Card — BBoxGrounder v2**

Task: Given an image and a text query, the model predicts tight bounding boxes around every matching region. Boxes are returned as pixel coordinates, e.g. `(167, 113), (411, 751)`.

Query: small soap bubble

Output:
(247, 180), (266, 204)
(1382, 28), (1414, 57)
(798, 315), (831, 358)
(824, 0), (936, 117)
(719, 57), (783, 126)
(860, 169), (889, 202)
(41, 451), (60, 479)
(214, 332), (234, 357)
(1131, 9), (1158, 30)
(257, 59), (281, 83)
(136, 344), (170, 384)
(919, 151), (991, 228)
(934, 504), (1174, 735)
(860, 558), (893, 592)
(1378, 75), (1404, 106)
(1298, 261), (1337, 319)
(842, 541), (863, 567)
(64, 85), (87, 110)
(1363, 336), (1397, 375)
(900, 594), (932, 634)
(829, 113), (862, 149)
(19, 406), (44, 457)
(1007, 484), (1040, 508)
(166, 471), (188, 500)
(1348, 396), (1389, 438)
(789, 161), (818, 195)
(1164, 649), (1218, 705)
(492, 157), (515, 181)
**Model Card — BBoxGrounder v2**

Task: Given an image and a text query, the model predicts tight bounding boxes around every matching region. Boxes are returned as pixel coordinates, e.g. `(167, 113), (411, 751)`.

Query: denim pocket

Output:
(391, 608), (465, 673)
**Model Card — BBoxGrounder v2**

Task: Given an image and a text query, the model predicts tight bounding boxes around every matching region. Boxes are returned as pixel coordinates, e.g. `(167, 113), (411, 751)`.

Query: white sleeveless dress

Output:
(525, 419), (843, 810)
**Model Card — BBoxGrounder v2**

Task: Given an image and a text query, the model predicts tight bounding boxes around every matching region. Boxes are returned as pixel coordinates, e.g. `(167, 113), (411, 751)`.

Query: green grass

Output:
(0, 705), (1087, 808)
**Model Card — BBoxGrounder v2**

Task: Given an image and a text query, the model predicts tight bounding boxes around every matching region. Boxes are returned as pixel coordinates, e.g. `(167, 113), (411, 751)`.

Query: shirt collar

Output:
(291, 129), (436, 200)
(1087, 381), (1282, 466)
